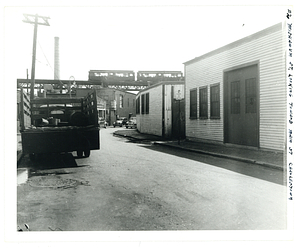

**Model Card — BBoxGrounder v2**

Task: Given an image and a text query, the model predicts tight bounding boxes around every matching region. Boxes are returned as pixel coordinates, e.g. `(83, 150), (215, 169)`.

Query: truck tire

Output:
(84, 150), (90, 157)
(77, 150), (83, 158)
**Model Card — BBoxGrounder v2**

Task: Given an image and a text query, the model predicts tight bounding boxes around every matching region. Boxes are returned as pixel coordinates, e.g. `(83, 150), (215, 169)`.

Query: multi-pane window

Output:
(136, 96), (140, 114)
(210, 84), (220, 118)
(199, 87), (208, 118)
(141, 94), (145, 114)
(190, 89), (197, 119)
(245, 78), (256, 113)
(141, 93), (150, 114)
(231, 81), (240, 114)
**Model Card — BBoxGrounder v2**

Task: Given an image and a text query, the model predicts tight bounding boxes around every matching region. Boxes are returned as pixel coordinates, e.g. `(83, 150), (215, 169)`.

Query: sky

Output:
(4, 2), (289, 83)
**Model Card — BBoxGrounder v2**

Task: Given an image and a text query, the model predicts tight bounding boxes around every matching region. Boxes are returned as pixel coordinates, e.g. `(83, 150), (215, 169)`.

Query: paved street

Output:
(17, 127), (287, 231)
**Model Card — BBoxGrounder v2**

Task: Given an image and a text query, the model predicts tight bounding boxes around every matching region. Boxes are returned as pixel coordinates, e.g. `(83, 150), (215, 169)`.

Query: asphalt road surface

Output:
(17, 127), (287, 231)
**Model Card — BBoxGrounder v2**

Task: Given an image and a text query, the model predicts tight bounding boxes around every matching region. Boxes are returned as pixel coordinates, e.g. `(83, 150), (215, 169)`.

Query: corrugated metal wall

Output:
(185, 25), (286, 151)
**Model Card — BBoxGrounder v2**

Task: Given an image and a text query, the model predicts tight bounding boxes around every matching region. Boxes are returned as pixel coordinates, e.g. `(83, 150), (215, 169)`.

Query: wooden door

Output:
(224, 65), (258, 147)
(172, 86), (185, 139)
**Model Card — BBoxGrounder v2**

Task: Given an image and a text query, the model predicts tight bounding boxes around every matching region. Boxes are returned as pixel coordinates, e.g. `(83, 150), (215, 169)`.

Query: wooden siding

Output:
(137, 85), (163, 136)
(185, 26), (286, 151)
(19, 89), (31, 131)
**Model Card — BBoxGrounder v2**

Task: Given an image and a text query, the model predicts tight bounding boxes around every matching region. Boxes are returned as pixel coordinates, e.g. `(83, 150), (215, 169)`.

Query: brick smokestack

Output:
(54, 37), (60, 80)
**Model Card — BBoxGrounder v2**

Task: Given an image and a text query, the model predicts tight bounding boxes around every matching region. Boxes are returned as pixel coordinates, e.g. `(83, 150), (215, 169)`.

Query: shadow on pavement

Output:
(18, 153), (84, 170)
(138, 143), (286, 186)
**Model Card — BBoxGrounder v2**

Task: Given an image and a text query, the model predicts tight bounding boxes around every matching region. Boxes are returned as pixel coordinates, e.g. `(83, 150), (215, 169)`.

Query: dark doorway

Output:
(172, 88), (185, 140)
(224, 64), (259, 147)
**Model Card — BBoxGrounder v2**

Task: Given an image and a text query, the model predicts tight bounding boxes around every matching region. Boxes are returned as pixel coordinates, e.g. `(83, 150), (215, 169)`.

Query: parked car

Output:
(122, 118), (128, 125)
(99, 117), (108, 128)
(125, 117), (137, 129)
(113, 117), (127, 127)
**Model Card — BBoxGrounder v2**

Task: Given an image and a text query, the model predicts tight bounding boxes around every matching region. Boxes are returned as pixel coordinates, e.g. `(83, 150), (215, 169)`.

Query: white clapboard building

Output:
(184, 23), (286, 152)
(136, 81), (185, 139)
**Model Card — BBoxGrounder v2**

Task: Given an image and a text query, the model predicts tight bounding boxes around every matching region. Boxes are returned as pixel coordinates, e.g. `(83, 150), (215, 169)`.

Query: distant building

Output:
(136, 81), (185, 138)
(184, 23), (286, 151)
(96, 96), (107, 120)
(76, 88), (136, 126)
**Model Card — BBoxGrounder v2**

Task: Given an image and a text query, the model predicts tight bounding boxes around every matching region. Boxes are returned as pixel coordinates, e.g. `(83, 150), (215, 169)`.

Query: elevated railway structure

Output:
(17, 78), (150, 92)
(17, 70), (184, 92)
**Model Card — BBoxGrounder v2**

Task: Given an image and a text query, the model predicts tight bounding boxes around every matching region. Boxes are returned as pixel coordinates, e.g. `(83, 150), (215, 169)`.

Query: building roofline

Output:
(183, 22), (283, 66)
(137, 81), (184, 95)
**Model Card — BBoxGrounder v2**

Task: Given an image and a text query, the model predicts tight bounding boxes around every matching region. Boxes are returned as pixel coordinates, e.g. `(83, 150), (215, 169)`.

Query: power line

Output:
(37, 41), (52, 68)
(37, 40), (65, 89)
(23, 13), (50, 100)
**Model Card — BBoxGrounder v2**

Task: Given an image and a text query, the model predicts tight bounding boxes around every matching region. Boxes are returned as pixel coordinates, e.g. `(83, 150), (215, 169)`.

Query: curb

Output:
(114, 132), (284, 171)
(113, 132), (158, 142)
(113, 133), (141, 140)
(154, 142), (283, 171)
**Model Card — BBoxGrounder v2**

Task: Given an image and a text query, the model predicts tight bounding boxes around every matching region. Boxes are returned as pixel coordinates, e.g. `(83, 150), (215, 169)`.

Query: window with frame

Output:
(141, 94), (145, 114)
(141, 93), (150, 114)
(136, 96), (140, 114)
(145, 93), (149, 114)
(210, 84), (220, 118)
(190, 89), (197, 119)
(199, 87), (208, 118)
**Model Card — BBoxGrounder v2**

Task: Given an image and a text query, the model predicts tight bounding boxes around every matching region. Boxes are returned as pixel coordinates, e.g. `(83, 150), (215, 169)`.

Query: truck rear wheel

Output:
(77, 150), (83, 157)
(84, 150), (90, 157)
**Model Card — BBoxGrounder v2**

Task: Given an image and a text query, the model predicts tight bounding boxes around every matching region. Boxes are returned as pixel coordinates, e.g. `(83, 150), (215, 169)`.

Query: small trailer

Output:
(19, 89), (100, 160)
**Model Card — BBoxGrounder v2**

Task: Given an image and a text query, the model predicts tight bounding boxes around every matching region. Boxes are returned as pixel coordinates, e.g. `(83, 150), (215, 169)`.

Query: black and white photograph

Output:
(2, 0), (299, 247)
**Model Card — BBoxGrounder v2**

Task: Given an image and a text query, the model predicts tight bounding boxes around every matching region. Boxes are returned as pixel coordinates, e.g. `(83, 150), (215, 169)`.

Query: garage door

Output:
(224, 64), (259, 147)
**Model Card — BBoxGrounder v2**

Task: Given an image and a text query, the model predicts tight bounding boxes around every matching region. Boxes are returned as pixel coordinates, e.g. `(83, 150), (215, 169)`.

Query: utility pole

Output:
(23, 14), (50, 100)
